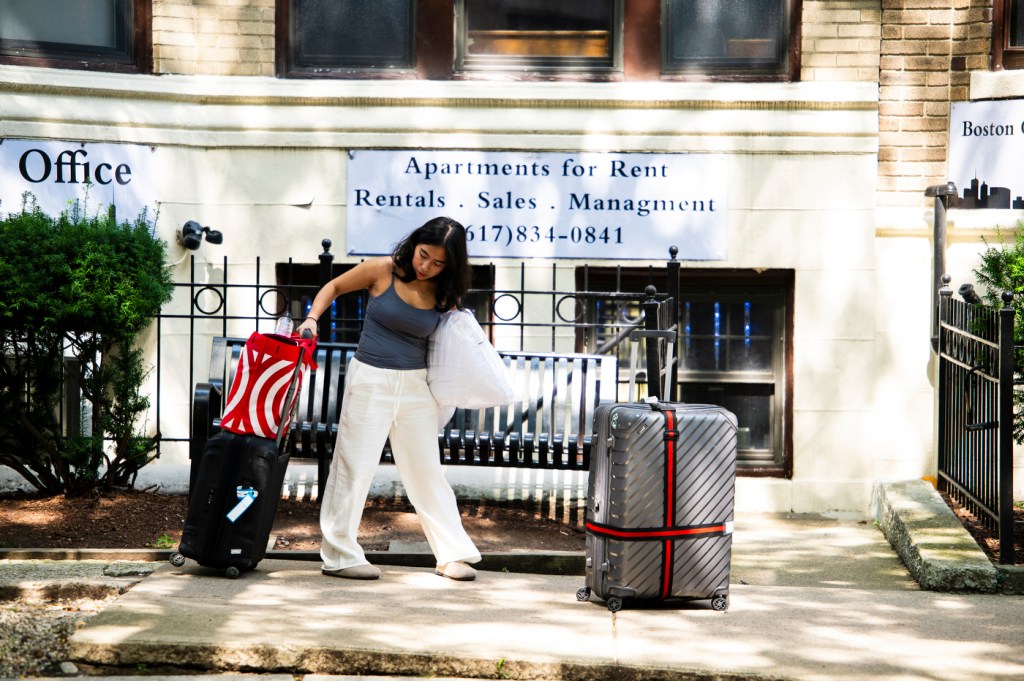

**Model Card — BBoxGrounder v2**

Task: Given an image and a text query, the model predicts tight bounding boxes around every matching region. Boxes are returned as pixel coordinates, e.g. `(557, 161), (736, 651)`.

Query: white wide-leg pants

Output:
(319, 357), (481, 571)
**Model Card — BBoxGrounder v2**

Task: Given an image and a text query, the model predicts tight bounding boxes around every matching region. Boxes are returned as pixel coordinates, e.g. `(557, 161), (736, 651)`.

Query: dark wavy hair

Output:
(391, 216), (471, 312)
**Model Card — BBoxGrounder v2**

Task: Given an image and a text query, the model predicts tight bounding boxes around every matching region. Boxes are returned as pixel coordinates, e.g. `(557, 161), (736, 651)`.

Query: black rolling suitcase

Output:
(577, 331), (738, 611)
(171, 331), (311, 578)
(171, 430), (291, 578)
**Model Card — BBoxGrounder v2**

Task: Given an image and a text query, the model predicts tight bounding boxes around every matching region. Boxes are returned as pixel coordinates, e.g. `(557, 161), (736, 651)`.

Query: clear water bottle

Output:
(274, 311), (293, 336)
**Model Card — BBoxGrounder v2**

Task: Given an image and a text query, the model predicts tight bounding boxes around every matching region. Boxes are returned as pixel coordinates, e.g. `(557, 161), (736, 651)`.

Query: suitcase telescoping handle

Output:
(274, 329), (313, 451)
(628, 329), (675, 401)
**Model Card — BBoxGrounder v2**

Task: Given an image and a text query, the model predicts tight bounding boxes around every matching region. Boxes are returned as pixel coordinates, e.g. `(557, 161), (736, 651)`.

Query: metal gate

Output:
(936, 275), (1016, 564)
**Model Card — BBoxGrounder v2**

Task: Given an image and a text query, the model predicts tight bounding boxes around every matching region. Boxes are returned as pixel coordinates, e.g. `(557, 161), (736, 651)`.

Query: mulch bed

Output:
(939, 490), (1024, 565)
(0, 488), (586, 553)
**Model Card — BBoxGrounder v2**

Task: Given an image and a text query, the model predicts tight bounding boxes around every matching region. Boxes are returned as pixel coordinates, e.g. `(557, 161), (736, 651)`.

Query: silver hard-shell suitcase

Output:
(578, 399), (737, 611)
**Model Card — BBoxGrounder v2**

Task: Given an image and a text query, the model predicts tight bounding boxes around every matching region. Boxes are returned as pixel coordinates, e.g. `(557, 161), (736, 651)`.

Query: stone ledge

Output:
(871, 479), (999, 593)
(0, 551), (586, 603)
(0, 559), (159, 602)
(998, 564), (1024, 595)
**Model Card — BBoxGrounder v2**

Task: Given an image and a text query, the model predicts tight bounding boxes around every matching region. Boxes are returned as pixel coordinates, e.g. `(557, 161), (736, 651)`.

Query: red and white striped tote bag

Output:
(220, 331), (317, 440)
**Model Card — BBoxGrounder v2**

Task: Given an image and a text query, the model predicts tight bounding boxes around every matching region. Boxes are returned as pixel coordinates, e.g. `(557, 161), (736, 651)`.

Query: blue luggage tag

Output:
(227, 487), (258, 523)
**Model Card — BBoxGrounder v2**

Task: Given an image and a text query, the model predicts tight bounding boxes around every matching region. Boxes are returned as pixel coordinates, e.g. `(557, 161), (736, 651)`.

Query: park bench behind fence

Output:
(191, 337), (618, 492)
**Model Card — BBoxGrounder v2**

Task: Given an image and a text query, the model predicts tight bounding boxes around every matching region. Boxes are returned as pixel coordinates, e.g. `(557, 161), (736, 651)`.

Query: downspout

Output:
(925, 181), (957, 351)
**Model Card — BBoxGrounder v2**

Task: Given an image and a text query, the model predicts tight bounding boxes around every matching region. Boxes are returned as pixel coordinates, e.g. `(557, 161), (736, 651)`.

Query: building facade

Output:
(2, 0), (1022, 512)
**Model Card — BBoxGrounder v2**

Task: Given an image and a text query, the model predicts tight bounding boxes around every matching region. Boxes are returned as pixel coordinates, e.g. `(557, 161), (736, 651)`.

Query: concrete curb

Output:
(1000, 564), (1024, 594)
(0, 559), (160, 601)
(0, 548), (585, 571)
(871, 479), (1000, 593)
(0, 551), (585, 602)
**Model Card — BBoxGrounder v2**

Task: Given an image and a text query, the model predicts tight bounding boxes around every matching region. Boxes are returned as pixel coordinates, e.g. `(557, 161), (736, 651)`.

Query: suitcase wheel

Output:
(711, 595), (729, 612)
(225, 566), (241, 579)
(606, 597), (623, 613)
(169, 552), (186, 568)
(576, 587), (591, 602)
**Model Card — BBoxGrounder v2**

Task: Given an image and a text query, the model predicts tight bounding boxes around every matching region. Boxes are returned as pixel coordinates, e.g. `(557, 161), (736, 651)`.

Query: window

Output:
(580, 267), (792, 474)
(675, 276), (791, 473)
(994, 0), (1024, 70)
(279, 0), (800, 81)
(0, 0), (150, 73)
(282, 0), (416, 76)
(662, 0), (794, 79)
(457, 0), (619, 73)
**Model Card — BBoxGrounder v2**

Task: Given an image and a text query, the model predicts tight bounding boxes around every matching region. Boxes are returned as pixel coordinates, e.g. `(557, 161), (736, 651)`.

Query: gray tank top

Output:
(354, 276), (440, 370)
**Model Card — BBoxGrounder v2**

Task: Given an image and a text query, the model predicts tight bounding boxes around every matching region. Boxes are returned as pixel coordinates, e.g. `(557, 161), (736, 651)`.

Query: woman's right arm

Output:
(297, 257), (389, 335)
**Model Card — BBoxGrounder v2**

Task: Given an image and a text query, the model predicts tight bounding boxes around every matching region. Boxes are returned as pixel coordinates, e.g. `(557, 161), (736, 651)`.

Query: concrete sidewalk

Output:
(55, 503), (1022, 681)
(5, 480), (1022, 681)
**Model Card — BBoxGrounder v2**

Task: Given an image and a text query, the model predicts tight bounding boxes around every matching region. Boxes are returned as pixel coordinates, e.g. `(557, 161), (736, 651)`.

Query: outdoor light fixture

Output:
(177, 220), (224, 250)
(959, 283), (983, 305)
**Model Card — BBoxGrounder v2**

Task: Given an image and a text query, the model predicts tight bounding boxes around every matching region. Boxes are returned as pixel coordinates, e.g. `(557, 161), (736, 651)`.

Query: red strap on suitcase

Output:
(660, 408), (676, 599)
(584, 520), (729, 540)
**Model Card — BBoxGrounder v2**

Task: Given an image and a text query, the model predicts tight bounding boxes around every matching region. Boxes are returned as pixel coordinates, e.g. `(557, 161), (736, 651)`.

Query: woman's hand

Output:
(296, 317), (318, 338)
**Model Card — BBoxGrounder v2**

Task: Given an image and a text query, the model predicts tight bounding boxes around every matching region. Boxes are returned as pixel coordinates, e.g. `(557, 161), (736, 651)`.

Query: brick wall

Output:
(801, 1), (882, 82)
(878, 0), (992, 211)
(152, 1), (891, 84)
(153, 0), (275, 77)
(146, 0), (999, 217)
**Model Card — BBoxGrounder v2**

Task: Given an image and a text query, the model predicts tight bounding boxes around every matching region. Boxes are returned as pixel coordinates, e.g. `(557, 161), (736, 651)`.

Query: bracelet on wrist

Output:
(304, 316), (318, 322)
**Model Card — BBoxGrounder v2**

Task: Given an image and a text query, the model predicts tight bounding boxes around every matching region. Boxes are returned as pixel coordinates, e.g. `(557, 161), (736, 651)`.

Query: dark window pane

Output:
(460, 0), (616, 70)
(663, 0), (787, 72)
(291, 0), (414, 69)
(682, 337), (771, 372)
(685, 301), (719, 336)
(679, 383), (774, 454)
(680, 300), (773, 372)
(0, 0), (130, 59)
(725, 299), (773, 337)
(684, 337), (720, 372)
(1013, 1), (1024, 48)
(727, 339), (772, 372)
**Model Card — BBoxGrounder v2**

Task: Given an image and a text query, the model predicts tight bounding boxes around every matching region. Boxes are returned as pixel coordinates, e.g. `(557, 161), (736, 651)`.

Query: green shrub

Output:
(972, 221), (1024, 444)
(0, 193), (174, 495)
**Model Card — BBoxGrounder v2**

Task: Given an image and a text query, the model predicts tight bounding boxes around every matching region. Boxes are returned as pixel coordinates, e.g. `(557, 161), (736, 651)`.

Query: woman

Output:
(296, 217), (481, 581)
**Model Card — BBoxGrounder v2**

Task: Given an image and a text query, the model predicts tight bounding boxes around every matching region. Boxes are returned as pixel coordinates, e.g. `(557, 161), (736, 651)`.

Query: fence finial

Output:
(939, 274), (953, 297)
(321, 239), (332, 253)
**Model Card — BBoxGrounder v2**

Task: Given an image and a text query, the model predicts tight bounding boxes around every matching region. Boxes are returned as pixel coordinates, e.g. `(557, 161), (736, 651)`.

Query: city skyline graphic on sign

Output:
(952, 175), (1024, 210)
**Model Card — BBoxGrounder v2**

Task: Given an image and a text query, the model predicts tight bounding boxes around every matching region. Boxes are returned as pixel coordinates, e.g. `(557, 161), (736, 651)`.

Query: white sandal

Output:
(435, 561), (477, 581)
(321, 564), (381, 580)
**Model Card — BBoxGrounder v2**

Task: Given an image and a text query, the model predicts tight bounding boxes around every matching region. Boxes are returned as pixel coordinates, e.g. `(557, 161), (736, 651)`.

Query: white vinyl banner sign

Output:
(346, 150), (728, 260)
(948, 100), (1024, 209)
(0, 139), (158, 220)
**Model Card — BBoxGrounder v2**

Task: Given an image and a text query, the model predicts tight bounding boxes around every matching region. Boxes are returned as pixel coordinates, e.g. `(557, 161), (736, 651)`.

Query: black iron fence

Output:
(150, 239), (679, 468)
(936, 275), (1017, 564)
